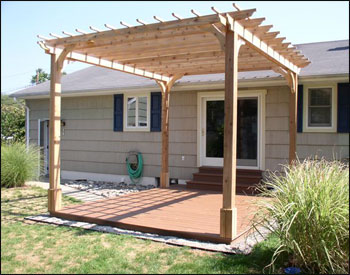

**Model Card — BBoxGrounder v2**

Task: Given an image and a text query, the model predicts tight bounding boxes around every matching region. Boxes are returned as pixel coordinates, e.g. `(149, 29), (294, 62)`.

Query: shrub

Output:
(253, 158), (349, 274)
(1, 143), (41, 188)
(1, 95), (25, 143)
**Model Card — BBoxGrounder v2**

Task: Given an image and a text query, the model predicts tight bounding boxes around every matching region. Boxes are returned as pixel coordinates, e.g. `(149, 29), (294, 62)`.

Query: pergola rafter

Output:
(39, 5), (310, 242)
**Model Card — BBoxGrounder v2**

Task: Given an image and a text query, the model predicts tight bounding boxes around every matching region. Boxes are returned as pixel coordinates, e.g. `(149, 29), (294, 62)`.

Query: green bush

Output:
(1, 143), (40, 188)
(254, 158), (349, 274)
(1, 95), (25, 143)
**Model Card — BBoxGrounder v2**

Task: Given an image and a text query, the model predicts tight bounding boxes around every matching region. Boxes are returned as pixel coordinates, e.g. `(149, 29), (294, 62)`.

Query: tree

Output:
(1, 94), (25, 143)
(30, 68), (66, 84)
(31, 68), (50, 84)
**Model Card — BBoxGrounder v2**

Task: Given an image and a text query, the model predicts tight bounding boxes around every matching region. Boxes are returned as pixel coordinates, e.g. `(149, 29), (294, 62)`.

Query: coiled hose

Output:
(126, 152), (143, 184)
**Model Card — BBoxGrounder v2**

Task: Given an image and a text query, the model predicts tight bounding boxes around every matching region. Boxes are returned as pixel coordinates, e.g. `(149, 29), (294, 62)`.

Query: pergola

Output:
(38, 5), (310, 241)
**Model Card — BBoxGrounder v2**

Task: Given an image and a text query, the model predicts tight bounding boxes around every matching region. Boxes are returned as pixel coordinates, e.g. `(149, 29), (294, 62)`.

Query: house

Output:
(12, 39), (349, 190)
(9, 5), (350, 242)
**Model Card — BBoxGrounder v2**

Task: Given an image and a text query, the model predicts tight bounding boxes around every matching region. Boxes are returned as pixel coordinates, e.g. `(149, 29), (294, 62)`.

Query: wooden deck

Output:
(54, 185), (266, 244)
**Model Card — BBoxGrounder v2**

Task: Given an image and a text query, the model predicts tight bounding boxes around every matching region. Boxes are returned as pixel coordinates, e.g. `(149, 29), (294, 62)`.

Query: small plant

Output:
(253, 158), (349, 274)
(1, 142), (41, 188)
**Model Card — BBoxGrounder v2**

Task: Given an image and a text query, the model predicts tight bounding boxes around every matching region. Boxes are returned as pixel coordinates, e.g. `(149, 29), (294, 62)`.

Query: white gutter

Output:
(13, 97), (30, 149)
(11, 73), (349, 100)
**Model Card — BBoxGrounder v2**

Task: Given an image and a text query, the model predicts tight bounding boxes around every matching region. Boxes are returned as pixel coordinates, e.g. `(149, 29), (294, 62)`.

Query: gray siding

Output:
(27, 91), (198, 180)
(27, 85), (349, 180)
(265, 86), (349, 172)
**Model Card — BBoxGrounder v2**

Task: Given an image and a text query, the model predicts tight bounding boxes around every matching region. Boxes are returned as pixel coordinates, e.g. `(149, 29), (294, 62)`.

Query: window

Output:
(303, 85), (337, 132)
(125, 94), (150, 130)
(308, 88), (332, 126)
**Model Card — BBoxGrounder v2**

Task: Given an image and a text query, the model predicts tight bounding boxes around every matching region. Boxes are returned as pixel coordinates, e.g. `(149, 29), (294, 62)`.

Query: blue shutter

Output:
(151, 92), (162, 132)
(297, 84), (303, 133)
(337, 83), (350, 133)
(114, 94), (123, 132)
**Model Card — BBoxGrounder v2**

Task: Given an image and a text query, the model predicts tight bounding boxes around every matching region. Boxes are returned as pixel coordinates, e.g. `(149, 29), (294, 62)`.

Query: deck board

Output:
(54, 185), (265, 244)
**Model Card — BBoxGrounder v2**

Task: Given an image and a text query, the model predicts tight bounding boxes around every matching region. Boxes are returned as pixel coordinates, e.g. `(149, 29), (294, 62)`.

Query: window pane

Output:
(127, 97), (136, 127)
(309, 107), (331, 126)
(309, 88), (331, 106)
(138, 96), (148, 127)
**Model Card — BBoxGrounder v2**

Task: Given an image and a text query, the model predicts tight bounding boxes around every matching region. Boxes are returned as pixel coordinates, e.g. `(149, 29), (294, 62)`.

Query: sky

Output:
(1, 1), (349, 95)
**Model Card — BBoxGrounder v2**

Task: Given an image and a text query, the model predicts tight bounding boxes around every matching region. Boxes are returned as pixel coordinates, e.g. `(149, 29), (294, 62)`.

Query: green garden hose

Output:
(126, 152), (143, 184)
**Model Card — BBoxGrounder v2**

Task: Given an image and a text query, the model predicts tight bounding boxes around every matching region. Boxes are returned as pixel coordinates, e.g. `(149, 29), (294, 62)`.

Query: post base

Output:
(48, 188), (62, 213)
(160, 172), (169, 188)
(220, 207), (237, 240)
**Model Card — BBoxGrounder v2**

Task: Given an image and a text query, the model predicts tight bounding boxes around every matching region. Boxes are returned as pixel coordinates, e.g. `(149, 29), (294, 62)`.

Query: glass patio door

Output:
(202, 97), (258, 167)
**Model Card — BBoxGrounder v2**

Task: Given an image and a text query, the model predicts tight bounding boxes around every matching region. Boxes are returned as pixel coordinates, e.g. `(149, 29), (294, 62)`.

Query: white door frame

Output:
(197, 90), (266, 170)
(38, 118), (50, 175)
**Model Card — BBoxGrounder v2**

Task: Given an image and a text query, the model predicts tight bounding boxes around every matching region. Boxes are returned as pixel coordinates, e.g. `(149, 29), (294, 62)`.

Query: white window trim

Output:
(123, 92), (151, 132)
(303, 83), (337, 133)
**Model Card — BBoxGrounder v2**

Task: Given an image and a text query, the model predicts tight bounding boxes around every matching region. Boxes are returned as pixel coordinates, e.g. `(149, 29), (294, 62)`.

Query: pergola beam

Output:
(120, 50), (267, 65)
(136, 55), (269, 69)
(101, 44), (223, 61)
(50, 18), (263, 53)
(40, 44), (170, 82)
(77, 32), (221, 56)
(46, 9), (256, 47)
(225, 14), (300, 73)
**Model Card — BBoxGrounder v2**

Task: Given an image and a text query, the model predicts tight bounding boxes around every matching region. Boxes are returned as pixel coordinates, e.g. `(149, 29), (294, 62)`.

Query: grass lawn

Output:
(1, 186), (283, 274)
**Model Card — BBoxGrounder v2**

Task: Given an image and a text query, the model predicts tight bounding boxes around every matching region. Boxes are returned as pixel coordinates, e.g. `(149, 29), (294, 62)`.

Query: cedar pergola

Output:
(38, 4), (310, 241)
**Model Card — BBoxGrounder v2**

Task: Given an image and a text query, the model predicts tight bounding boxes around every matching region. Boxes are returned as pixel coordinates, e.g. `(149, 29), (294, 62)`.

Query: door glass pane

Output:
(138, 96), (148, 127)
(127, 97), (136, 127)
(206, 101), (224, 158)
(237, 99), (257, 166)
(205, 98), (258, 166)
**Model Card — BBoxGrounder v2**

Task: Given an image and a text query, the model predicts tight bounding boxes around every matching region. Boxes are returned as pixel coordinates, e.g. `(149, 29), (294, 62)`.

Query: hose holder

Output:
(126, 151), (143, 184)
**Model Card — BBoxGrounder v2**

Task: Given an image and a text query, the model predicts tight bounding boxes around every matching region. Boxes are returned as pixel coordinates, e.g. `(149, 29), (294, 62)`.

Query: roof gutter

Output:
(12, 73), (349, 99)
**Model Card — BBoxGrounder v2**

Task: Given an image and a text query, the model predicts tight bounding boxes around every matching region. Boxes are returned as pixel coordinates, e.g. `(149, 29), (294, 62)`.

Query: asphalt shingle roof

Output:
(11, 40), (349, 98)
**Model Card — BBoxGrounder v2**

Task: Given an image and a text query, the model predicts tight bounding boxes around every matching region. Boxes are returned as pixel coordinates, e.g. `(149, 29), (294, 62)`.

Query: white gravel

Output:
(61, 180), (155, 198)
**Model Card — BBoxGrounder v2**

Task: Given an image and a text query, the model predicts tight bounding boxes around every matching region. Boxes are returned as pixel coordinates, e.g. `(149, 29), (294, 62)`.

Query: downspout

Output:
(13, 97), (30, 149)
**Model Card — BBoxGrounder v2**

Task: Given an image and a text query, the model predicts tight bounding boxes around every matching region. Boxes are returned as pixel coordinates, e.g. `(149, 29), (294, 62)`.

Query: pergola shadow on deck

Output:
(38, 3), (309, 241)
(55, 185), (266, 244)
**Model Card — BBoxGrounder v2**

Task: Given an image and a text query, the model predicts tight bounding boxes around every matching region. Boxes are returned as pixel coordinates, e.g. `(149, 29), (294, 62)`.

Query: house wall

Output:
(27, 85), (349, 181)
(27, 91), (198, 181)
(264, 86), (349, 172)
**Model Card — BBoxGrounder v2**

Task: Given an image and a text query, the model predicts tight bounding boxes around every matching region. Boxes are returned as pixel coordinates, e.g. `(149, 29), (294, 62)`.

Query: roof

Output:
(11, 39), (349, 98)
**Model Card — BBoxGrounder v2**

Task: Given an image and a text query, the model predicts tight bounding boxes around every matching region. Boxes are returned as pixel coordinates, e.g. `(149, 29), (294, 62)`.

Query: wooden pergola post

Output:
(48, 47), (74, 213)
(156, 75), (183, 188)
(220, 28), (239, 240)
(289, 72), (298, 164)
(272, 68), (299, 165)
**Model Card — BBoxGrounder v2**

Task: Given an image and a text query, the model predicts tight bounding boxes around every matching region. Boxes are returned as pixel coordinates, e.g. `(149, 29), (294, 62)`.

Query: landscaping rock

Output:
(61, 179), (155, 198)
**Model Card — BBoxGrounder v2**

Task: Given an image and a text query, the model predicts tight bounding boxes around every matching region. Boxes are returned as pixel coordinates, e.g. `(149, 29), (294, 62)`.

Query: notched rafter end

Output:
(37, 40), (50, 52)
